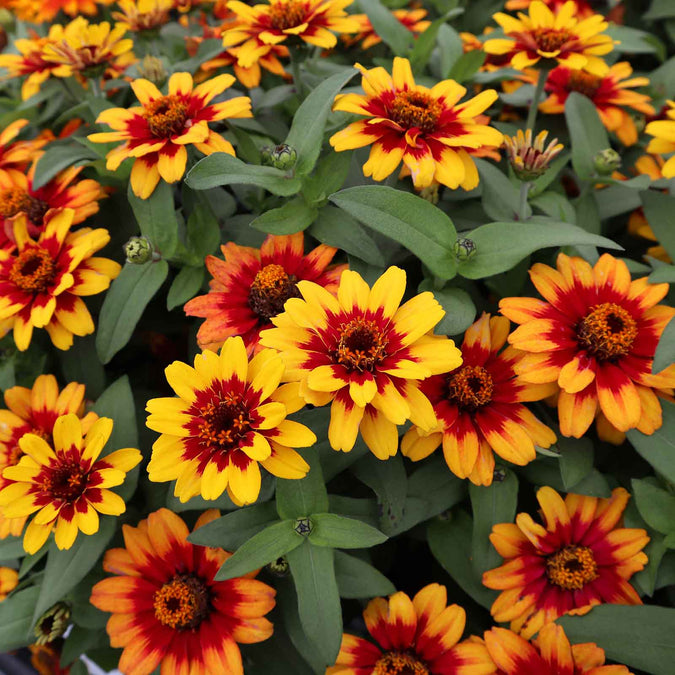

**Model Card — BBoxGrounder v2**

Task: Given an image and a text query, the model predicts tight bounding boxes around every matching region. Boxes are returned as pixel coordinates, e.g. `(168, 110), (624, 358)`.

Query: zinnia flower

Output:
(345, 9), (430, 50)
(0, 208), (120, 351)
(540, 62), (654, 145)
(484, 623), (633, 674)
(504, 0), (597, 19)
(499, 253), (675, 439)
(146, 336), (316, 505)
(0, 414), (141, 554)
(112, 0), (173, 33)
(645, 100), (675, 177)
(329, 57), (502, 190)
(90, 508), (276, 675)
(0, 120), (45, 183)
(401, 314), (556, 486)
(0, 567), (18, 601)
(483, 1), (614, 76)
(259, 266), (462, 459)
(88, 72), (252, 198)
(482, 486), (648, 638)
(327, 583), (495, 674)
(503, 129), (564, 181)
(0, 374), (98, 539)
(184, 232), (346, 354)
(2, 0), (100, 23)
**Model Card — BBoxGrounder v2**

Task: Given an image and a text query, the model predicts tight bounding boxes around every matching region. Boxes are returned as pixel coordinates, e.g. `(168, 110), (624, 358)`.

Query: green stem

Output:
(525, 68), (547, 132)
(518, 181), (531, 221)
(89, 78), (102, 98)
(289, 50), (304, 99)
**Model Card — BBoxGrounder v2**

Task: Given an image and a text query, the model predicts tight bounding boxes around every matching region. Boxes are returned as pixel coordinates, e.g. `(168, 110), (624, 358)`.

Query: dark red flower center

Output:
(153, 574), (210, 630)
(0, 187), (49, 224)
(388, 90), (442, 133)
(546, 545), (598, 590)
(446, 365), (494, 411)
(197, 392), (252, 451)
(268, 0), (307, 30)
(576, 302), (637, 361)
(335, 318), (388, 372)
(9, 246), (56, 293)
(374, 651), (429, 675)
(532, 27), (573, 52)
(248, 263), (300, 321)
(145, 95), (189, 138)
(40, 459), (89, 501)
(566, 69), (603, 98)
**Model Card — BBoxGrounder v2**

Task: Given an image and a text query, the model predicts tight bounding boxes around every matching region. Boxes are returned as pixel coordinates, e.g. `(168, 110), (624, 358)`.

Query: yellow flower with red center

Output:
(0, 120), (47, 183)
(505, 0), (597, 19)
(111, 0), (173, 33)
(223, 0), (360, 56)
(540, 62), (654, 145)
(0, 567), (18, 601)
(345, 9), (430, 50)
(329, 58), (502, 190)
(500, 253), (675, 439)
(90, 508), (276, 675)
(88, 72), (252, 199)
(0, 374), (98, 540)
(483, 624), (633, 674)
(483, 487), (647, 639)
(328, 583), (495, 675)
(184, 232), (346, 354)
(146, 336), (316, 505)
(401, 314), (556, 487)
(0, 208), (120, 351)
(259, 266), (462, 459)
(0, 414), (141, 554)
(646, 100), (675, 178)
(483, 1), (615, 76)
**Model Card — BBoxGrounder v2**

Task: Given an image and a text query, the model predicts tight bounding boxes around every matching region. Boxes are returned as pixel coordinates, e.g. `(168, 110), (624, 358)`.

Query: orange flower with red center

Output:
(482, 486), (648, 639)
(646, 100), (675, 178)
(401, 314), (556, 487)
(483, 1), (614, 76)
(88, 72), (252, 198)
(184, 232), (345, 354)
(500, 253), (675, 439)
(540, 62), (654, 145)
(90, 508), (276, 675)
(345, 9), (430, 50)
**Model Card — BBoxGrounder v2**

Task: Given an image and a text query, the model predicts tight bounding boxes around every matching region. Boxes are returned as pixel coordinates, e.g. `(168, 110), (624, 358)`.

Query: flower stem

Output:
(525, 68), (547, 132)
(89, 78), (102, 98)
(518, 181), (531, 221)
(289, 49), (304, 99)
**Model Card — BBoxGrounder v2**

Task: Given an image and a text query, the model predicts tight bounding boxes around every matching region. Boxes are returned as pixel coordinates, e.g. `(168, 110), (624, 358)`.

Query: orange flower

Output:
(345, 9), (430, 50)
(504, 0), (597, 19)
(3, 0), (101, 23)
(112, 0), (174, 32)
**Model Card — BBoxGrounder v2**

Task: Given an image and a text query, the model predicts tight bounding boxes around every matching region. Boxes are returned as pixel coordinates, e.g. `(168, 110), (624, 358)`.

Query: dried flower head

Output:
(504, 129), (564, 181)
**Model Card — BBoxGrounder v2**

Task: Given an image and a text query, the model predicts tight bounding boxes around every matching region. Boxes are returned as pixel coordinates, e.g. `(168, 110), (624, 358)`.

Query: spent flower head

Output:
(504, 129), (564, 181)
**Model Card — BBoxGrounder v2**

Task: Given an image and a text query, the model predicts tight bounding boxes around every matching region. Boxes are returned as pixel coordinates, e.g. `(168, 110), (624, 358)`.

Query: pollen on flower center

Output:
(268, 0), (307, 30)
(41, 460), (89, 501)
(145, 95), (190, 138)
(153, 574), (210, 630)
(446, 365), (494, 410)
(388, 90), (443, 133)
(248, 263), (300, 321)
(373, 651), (429, 675)
(532, 27), (573, 53)
(197, 392), (252, 450)
(576, 302), (638, 361)
(567, 69), (603, 98)
(335, 318), (388, 372)
(546, 545), (598, 590)
(9, 247), (57, 293)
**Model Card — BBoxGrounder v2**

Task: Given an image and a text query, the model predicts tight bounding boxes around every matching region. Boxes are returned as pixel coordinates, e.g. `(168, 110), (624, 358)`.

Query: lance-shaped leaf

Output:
(308, 513), (388, 548)
(0, 585), (40, 651)
(276, 447), (329, 519)
(333, 550), (396, 598)
(127, 181), (178, 259)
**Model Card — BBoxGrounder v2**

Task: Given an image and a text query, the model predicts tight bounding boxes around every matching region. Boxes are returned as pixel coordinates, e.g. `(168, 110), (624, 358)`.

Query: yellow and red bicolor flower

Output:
(3, 0), (103, 22)
(0, 414), (141, 554)
(540, 62), (654, 145)
(482, 486), (648, 639)
(500, 253), (675, 439)
(345, 9), (430, 50)
(0, 374), (98, 540)
(0, 567), (18, 601)
(0, 120), (46, 183)
(259, 266), (462, 459)
(483, 1), (615, 76)
(222, 0), (360, 55)
(88, 72), (252, 199)
(327, 583), (495, 675)
(90, 508), (276, 675)
(504, 0), (597, 19)
(146, 336), (315, 505)
(401, 314), (556, 487)
(646, 100), (675, 178)
(184, 232), (346, 354)
(484, 623), (633, 674)
(111, 0), (173, 33)
(329, 57), (502, 190)
(0, 208), (120, 351)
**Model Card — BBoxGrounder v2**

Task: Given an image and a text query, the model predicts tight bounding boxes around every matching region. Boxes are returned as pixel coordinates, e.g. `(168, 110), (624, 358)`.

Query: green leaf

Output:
(475, 158), (526, 222)
(650, 265), (675, 284)
(330, 186), (457, 279)
(356, 0), (414, 55)
(186, 153), (303, 196)
(564, 92), (610, 180)
(641, 190), (675, 263)
(32, 141), (97, 190)
(285, 68), (357, 175)
(276, 448), (329, 519)
(301, 151), (352, 206)
(333, 550), (396, 598)
(654, 316), (675, 374)
(420, 284), (476, 336)
(457, 220), (622, 279)
(558, 436), (594, 490)
(215, 520), (302, 581)
(0, 585), (40, 651)
(607, 24), (665, 55)
(250, 198), (318, 235)
(409, 9), (464, 71)
(58, 335), (105, 399)
(0, 536), (25, 561)
(186, 201), (221, 259)
(437, 24), (464, 78)
(286, 541), (342, 668)
(92, 375), (139, 453)
(309, 513), (388, 548)
(448, 50), (487, 83)
(167, 266), (205, 311)
(127, 181), (178, 258)
(632, 478), (675, 535)
(645, 0), (675, 19)
(96, 261), (169, 364)
(628, 401), (675, 485)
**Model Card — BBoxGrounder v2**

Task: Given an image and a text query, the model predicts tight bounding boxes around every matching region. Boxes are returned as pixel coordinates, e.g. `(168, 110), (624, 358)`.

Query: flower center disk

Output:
(546, 545), (598, 590)
(153, 574), (210, 630)
(41, 460), (89, 501)
(10, 246), (56, 293)
(248, 263), (300, 321)
(532, 27), (573, 53)
(145, 95), (189, 138)
(335, 318), (388, 372)
(268, 0), (307, 30)
(0, 188), (49, 224)
(374, 651), (429, 675)
(446, 365), (494, 411)
(576, 302), (637, 361)
(566, 69), (603, 98)
(197, 392), (252, 451)
(388, 90), (442, 133)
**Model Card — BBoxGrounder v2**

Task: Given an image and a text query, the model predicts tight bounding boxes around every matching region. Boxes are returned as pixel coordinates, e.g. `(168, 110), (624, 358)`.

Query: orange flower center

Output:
(145, 95), (190, 138)
(9, 246), (56, 293)
(197, 392), (252, 450)
(335, 318), (388, 372)
(40, 460), (89, 501)
(389, 90), (442, 133)
(268, 0), (307, 30)
(567, 69), (603, 98)
(248, 263), (300, 321)
(446, 365), (494, 411)
(576, 302), (637, 361)
(153, 575), (210, 630)
(532, 27), (573, 53)
(546, 545), (598, 590)
(0, 188), (49, 224)
(374, 652), (429, 675)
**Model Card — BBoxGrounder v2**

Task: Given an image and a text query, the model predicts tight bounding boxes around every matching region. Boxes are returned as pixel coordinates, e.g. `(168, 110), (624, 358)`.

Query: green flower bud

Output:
(124, 236), (155, 264)
(270, 144), (297, 171)
(266, 556), (290, 577)
(34, 602), (71, 645)
(419, 183), (440, 205)
(453, 237), (477, 262)
(137, 55), (167, 87)
(260, 145), (274, 166)
(294, 517), (312, 536)
(593, 149), (621, 175)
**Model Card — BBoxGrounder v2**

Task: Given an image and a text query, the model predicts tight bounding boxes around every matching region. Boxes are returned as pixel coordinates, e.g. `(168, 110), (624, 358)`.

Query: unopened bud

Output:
(34, 602), (71, 645)
(124, 236), (155, 264)
(294, 517), (312, 536)
(593, 148), (621, 175)
(504, 129), (564, 181)
(137, 55), (167, 86)
(260, 145), (274, 166)
(419, 182), (440, 204)
(492, 467), (507, 483)
(270, 144), (297, 171)
(453, 237), (477, 262)
(266, 556), (289, 576)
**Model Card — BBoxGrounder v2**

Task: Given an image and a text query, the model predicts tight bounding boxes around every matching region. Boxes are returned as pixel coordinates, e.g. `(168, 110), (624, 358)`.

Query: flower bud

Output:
(34, 602), (71, 645)
(593, 148), (621, 175)
(260, 145), (274, 166)
(453, 237), (477, 262)
(504, 129), (564, 181)
(270, 144), (297, 171)
(266, 556), (290, 577)
(419, 182), (440, 205)
(137, 55), (167, 87)
(124, 236), (155, 264)
(294, 516), (312, 536)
